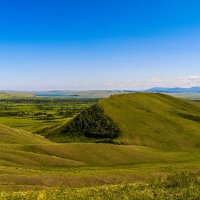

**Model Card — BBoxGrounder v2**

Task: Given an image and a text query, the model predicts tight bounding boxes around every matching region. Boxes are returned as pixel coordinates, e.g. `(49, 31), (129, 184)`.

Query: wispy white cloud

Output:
(80, 75), (200, 90)
(1, 76), (200, 91)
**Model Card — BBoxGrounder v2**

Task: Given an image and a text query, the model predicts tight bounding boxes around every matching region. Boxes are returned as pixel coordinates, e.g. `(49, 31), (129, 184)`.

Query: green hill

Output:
(0, 124), (85, 166)
(1, 111), (200, 191)
(0, 124), (192, 167)
(44, 93), (200, 150)
(0, 124), (49, 144)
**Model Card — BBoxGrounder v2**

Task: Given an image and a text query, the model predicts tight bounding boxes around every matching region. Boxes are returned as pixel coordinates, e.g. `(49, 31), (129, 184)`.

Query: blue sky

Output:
(1, 0), (200, 90)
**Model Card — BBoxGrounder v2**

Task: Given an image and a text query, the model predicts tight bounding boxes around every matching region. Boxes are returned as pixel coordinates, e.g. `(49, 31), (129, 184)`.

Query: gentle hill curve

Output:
(0, 124), (86, 166)
(0, 123), (193, 167)
(45, 93), (200, 150)
(0, 124), (49, 144)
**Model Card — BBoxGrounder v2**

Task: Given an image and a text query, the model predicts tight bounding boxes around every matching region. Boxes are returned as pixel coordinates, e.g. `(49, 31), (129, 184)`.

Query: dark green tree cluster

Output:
(62, 105), (121, 139)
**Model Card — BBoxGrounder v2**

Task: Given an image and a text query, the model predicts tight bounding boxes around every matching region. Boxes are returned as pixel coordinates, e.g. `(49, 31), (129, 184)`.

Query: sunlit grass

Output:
(1, 172), (199, 200)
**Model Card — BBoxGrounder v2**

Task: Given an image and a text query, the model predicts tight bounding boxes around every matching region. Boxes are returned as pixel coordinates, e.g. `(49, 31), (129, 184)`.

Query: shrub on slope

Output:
(44, 105), (121, 142)
(62, 105), (121, 138)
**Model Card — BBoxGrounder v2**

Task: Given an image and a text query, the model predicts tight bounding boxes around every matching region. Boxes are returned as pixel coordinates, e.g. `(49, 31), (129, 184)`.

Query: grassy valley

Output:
(0, 96), (97, 133)
(0, 93), (200, 199)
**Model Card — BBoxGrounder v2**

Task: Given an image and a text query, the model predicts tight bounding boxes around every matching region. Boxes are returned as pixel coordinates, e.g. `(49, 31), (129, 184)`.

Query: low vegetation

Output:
(45, 104), (121, 142)
(1, 172), (199, 200)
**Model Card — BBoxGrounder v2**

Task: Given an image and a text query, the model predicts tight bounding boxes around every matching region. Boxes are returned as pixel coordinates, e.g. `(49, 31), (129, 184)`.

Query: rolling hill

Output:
(0, 123), (190, 167)
(1, 92), (200, 168)
(0, 124), (49, 144)
(1, 100), (200, 191)
(44, 93), (200, 150)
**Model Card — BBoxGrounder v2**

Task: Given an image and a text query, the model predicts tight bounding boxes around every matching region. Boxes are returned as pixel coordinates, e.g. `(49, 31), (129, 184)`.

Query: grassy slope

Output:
(0, 124), (85, 166)
(0, 124), (200, 192)
(0, 124), (49, 144)
(0, 123), (199, 168)
(99, 93), (200, 149)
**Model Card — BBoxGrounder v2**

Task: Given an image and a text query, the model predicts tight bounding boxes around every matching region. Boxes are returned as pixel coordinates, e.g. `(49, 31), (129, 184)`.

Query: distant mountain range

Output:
(1, 87), (200, 96)
(144, 87), (200, 93)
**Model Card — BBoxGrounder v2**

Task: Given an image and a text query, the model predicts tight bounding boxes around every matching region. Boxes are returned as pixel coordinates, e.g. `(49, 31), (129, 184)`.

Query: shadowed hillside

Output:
(44, 93), (200, 150)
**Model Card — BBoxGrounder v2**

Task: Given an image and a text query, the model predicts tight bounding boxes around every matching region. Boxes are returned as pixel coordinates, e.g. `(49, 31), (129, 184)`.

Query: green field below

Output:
(1, 172), (200, 200)
(0, 97), (96, 133)
(0, 93), (200, 199)
(0, 124), (200, 194)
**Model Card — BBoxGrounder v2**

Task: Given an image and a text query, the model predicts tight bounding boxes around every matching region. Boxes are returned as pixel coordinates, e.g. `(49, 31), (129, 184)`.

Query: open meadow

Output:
(0, 92), (200, 199)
